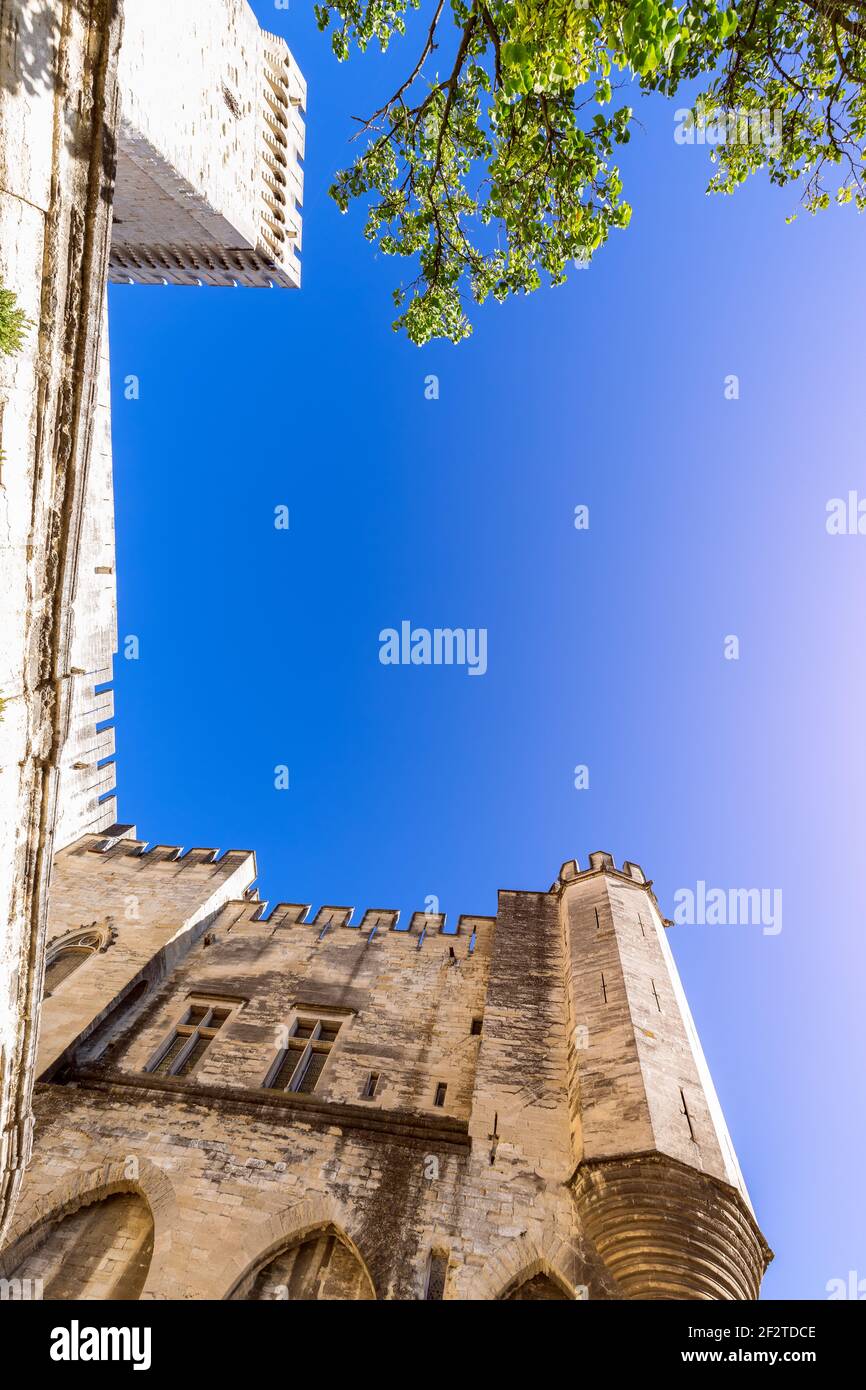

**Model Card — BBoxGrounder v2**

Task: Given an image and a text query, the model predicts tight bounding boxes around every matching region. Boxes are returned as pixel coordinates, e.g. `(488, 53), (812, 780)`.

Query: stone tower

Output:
(0, 838), (770, 1300)
(112, 0), (305, 288)
(556, 855), (763, 1298)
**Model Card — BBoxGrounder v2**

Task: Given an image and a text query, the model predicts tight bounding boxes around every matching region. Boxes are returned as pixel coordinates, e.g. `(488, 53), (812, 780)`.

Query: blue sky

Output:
(108, 4), (866, 1299)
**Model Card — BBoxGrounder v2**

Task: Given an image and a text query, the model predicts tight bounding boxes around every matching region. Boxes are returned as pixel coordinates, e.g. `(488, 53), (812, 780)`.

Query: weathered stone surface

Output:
(0, 843), (771, 1299)
(0, 0), (123, 1244)
(0, 0), (306, 1244)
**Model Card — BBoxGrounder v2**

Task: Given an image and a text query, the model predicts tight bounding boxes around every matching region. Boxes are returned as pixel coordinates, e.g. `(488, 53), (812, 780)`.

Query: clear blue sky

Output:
(108, 4), (866, 1300)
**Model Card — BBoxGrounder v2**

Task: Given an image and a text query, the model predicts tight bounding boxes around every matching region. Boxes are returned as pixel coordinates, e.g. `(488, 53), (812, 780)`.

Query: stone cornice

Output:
(41, 1070), (473, 1151)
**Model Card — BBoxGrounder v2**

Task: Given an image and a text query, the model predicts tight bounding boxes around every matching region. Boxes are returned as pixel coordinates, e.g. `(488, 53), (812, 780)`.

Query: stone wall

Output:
(37, 831), (258, 1079)
(2, 1081), (620, 1300)
(0, 843), (771, 1298)
(0, 0), (123, 1243)
(108, 897), (491, 1120)
(52, 297), (119, 852)
(0, 0), (308, 1245)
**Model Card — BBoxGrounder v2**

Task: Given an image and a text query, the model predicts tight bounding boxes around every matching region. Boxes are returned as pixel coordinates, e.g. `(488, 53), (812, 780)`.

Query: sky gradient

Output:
(107, 3), (866, 1300)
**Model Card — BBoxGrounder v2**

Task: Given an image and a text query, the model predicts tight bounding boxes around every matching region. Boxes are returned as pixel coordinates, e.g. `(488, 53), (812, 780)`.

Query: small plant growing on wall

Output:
(0, 287), (33, 357)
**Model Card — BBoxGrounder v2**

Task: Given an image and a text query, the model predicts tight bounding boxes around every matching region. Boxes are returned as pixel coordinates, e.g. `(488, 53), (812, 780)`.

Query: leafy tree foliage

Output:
(316, 2), (866, 342)
(0, 288), (32, 357)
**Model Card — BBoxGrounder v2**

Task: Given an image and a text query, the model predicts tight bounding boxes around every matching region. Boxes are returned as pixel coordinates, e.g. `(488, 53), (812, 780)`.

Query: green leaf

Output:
(319, 0), (866, 341)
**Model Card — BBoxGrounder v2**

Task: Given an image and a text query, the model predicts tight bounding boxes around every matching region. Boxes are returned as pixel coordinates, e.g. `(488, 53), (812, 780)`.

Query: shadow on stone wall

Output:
(0, 0), (120, 200)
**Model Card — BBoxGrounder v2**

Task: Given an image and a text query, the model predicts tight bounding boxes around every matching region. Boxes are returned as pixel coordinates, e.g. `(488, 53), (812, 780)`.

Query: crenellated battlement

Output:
(549, 850), (658, 895)
(63, 835), (671, 934)
(59, 837), (673, 939)
(210, 897), (495, 949)
(60, 833), (259, 877)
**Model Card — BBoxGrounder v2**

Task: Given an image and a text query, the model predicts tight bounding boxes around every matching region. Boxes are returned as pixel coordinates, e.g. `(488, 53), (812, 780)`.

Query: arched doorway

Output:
(236, 1225), (376, 1300)
(7, 1192), (154, 1300)
(501, 1269), (573, 1300)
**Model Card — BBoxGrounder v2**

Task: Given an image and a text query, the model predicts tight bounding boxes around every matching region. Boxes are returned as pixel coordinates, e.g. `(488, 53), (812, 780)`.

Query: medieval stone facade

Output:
(0, 833), (771, 1299)
(0, 0), (125, 1243)
(0, 0), (304, 1240)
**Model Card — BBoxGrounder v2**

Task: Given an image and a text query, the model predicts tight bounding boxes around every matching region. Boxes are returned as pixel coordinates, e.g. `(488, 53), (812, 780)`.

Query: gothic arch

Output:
(0, 1156), (177, 1301)
(220, 1194), (377, 1300)
(460, 1231), (585, 1302)
(499, 1258), (574, 1300)
(43, 922), (116, 996)
(45, 922), (116, 958)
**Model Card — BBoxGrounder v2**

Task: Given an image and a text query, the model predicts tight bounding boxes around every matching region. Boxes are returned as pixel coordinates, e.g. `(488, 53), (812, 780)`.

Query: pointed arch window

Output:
(43, 929), (108, 997)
